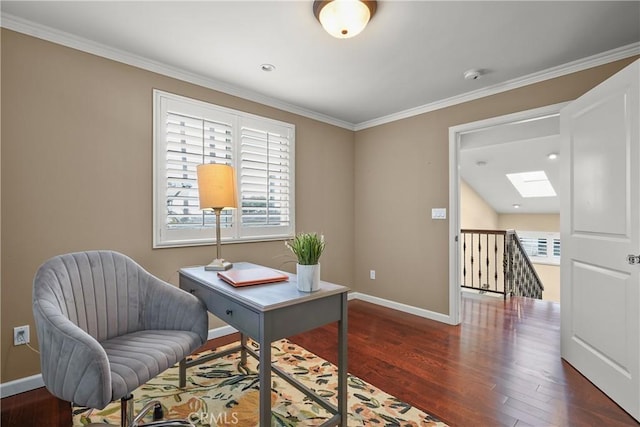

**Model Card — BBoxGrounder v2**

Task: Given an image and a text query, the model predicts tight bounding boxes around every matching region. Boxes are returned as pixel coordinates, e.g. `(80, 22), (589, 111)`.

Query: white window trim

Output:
(153, 90), (295, 248)
(517, 230), (560, 266)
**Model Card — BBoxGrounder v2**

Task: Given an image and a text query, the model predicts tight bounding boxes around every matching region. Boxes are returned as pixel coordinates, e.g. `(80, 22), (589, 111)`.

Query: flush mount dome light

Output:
(313, 0), (377, 39)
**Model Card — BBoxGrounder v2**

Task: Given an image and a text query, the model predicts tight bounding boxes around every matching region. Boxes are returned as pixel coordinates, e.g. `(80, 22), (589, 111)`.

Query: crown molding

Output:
(0, 13), (356, 131)
(354, 42), (640, 131)
(2, 13), (638, 133)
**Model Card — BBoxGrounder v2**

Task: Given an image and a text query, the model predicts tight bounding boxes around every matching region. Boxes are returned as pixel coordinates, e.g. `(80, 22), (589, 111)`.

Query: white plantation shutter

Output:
(154, 90), (295, 248)
(553, 238), (561, 257)
(165, 112), (234, 230)
(517, 231), (560, 265)
(519, 236), (548, 257)
(239, 118), (292, 238)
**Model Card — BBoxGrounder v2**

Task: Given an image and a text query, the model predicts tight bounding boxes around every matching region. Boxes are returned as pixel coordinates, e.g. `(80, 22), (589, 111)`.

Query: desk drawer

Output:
(208, 294), (260, 339)
(181, 276), (260, 339)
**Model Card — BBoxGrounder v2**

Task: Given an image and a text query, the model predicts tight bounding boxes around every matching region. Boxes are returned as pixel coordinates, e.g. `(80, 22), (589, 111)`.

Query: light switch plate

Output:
(432, 208), (447, 220)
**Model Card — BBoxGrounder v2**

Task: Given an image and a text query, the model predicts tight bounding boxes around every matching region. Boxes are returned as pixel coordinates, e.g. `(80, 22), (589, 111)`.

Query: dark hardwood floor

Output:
(2, 294), (637, 426)
(290, 294), (637, 427)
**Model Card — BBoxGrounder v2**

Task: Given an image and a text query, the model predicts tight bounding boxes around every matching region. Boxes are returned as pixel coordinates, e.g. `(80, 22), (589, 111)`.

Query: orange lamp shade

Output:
(196, 164), (238, 209)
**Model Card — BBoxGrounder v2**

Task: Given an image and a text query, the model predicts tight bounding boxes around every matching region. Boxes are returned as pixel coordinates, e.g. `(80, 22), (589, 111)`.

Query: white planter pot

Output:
(296, 263), (320, 292)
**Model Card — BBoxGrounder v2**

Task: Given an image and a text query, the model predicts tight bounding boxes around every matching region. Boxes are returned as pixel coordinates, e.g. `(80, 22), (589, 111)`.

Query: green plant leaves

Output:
(285, 232), (325, 265)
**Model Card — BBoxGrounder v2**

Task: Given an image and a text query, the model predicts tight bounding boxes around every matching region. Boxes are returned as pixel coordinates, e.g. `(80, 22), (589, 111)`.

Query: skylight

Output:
(506, 170), (557, 198)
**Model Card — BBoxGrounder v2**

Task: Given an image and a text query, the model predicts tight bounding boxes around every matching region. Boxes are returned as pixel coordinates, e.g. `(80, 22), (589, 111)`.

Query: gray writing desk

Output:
(178, 262), (349, 426)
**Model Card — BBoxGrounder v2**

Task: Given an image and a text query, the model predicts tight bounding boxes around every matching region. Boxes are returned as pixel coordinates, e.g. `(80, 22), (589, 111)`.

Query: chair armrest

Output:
(33, 299), (112, 409)
(140, 273), (208, 344)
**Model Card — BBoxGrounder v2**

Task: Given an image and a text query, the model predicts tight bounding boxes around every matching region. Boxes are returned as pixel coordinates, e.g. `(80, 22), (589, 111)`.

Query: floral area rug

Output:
(74, 339), (447, 426)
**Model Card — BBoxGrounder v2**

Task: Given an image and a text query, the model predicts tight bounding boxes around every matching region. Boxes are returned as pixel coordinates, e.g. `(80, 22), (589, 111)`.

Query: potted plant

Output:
(286, 232), (325, 292)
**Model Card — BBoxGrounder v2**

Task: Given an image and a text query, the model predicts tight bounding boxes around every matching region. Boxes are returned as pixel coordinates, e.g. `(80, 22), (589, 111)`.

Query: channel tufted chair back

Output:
(33, 250), (208, 425)
(37, 251), (150, 342)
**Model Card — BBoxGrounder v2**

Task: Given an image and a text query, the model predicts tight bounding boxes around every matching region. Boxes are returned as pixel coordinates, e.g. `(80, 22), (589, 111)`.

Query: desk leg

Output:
(259, 336), (272, 426)
(179, 358), (186, 388)
(338, 292), (348, 426)
(240, 333), (247, 366)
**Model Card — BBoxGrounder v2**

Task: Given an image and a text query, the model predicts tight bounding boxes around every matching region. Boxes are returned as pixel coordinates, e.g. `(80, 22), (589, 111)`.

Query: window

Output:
(153, 90), (295, 248)
(552, 238), (561, 257)
(517, 231), (560, 265)
(519, 236), (548, 257)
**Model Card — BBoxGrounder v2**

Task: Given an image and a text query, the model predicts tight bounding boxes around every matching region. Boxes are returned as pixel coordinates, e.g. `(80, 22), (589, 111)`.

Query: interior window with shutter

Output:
(154, 90), (295, 248)
(519, 236), (547, 257)
(553, 238), (561, 257)
(517, 231), (560, 265)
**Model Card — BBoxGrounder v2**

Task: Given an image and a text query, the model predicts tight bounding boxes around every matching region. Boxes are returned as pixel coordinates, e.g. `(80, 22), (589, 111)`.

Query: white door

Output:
(560, 59), (640, 421)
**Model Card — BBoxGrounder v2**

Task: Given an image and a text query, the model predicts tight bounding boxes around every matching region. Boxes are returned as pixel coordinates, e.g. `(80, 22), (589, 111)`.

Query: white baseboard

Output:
(349, 291), (455, 325)
(208, 325), (237, 340)
(0, 325), (239, 399)
(0, 374), (45, 399)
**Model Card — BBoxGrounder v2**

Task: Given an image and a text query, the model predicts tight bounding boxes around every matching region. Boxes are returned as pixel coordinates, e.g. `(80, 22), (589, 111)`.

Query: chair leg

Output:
(131, 400), (162, 426)
(119, 394), (196, 427)
(123, 399), (195, 427)
(121, 394), (134, 427)
(137, 421), (195, 426)
(137, 422), (195, 426)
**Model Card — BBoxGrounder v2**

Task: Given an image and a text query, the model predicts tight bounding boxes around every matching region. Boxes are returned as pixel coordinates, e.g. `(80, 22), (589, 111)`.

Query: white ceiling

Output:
(2, 1), (639, 130)
(2, 1), (638, 215)
(460, 115), (561, 214)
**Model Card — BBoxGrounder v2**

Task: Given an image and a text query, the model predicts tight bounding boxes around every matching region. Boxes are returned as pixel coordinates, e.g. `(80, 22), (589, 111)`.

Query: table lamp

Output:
(196, 163), (238, 271)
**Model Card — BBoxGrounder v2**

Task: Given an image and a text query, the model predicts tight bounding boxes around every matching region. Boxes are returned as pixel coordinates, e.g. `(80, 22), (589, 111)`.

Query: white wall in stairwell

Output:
(460, 179), (499, 230)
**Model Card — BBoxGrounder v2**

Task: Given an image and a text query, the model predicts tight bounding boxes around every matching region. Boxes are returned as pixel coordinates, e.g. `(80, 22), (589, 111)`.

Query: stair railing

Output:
(460, 229), (544, 300)
(505, 230), (544, 299)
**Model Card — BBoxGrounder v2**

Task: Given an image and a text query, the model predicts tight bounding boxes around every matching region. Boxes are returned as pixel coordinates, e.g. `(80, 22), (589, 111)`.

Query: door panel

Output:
(561, 59), (639, 421)
(572, 261), (629, 369)
(572, 94), (629, 236)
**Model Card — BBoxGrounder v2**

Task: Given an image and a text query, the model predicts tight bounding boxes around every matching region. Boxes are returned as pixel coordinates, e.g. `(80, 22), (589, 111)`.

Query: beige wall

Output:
(533, 264), (560, 303)
(0, 30), (355, 382)
(1, 28), (636, 383)
(460, 180), (501, 294)
(460, 179), (499, 230)
(498, 213), (561, 302)
(353, 56), (637, 315)
(498, 214), (560, 232)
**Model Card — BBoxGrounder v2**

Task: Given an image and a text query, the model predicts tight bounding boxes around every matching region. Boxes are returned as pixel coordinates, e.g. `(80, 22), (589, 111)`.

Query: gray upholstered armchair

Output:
(33, 250), (208, 427)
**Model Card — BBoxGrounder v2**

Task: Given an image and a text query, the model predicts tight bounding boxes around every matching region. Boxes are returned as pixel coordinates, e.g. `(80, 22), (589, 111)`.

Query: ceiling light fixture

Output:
(547, 152), (558, 160)
(313, 0), (377, 39)
(260, 63), (276, 72)
(513, 204), (521, 209)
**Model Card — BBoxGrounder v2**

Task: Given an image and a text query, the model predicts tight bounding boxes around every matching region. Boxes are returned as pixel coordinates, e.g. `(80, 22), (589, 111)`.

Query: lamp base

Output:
(204, 258), (233, 271)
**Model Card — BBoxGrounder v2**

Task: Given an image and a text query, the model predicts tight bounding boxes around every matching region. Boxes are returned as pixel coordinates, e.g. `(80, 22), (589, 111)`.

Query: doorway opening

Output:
(448, 102), (568, 325)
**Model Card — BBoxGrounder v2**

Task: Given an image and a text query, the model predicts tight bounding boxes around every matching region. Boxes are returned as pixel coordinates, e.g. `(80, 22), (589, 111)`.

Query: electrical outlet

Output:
(370, 270), (376, 280)
(13, 325), (30, 346)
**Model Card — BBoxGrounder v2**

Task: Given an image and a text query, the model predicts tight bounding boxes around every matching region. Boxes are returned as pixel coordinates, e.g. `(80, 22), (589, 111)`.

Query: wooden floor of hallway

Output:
(1, 293), (637, 426)
(290, 294), (637, 426)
